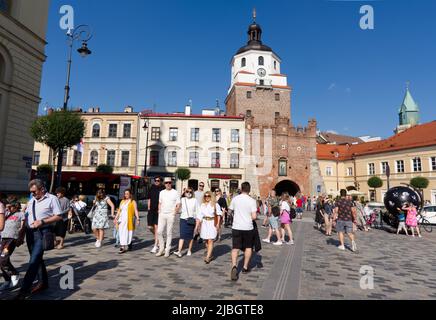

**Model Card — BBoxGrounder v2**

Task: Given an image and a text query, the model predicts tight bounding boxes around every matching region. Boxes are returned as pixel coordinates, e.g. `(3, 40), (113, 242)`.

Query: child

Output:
(262, 207), (283, 245)
(0, 199), (25, 291)
(396, 207), (408, 236)
(403, 203), (421, 238)
(113, 219), (120, 248)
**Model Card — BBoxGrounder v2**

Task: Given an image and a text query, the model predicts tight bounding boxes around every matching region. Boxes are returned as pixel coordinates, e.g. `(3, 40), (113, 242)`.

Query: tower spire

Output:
(252, 7), (257, 23)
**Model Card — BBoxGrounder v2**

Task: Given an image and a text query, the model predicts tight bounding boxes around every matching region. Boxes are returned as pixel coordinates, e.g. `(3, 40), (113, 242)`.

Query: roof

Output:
(140, 112), (244, 120)
(399, 88), (419, 113)
(317, 121), (436, 160)
(318, 132), (364, 145)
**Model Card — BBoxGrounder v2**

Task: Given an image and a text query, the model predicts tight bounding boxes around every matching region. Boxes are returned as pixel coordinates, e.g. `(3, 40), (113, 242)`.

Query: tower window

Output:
(246, 110), (252, 117)
(241, 58), (246, 68)
(259, 80), (264, 86)
(275, 93), (280, 101)
(274, 61), (277, 69)
(258, 56), (264, 66)
(275, 112), (280, 118)
(246, 91), (252, 99)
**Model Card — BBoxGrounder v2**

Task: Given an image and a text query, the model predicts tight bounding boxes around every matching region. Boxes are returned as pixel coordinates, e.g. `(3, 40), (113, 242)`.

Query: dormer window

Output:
(241, 58), (246, 68)
(258, 56), (264, 66)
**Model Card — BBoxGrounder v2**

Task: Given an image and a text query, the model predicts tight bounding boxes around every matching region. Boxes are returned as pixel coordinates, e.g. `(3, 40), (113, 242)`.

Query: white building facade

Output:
(138, 110), (247, 193)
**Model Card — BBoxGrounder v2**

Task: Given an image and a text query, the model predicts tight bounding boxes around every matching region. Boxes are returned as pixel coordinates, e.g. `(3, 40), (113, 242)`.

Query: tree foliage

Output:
(36, 164), (53, 176)
(30, 110), (85, 153)
(96, 164), (114, 174)
(410, 176), (430, 190)
(175, 168), (191, 189)
(367, 176), (383, 189)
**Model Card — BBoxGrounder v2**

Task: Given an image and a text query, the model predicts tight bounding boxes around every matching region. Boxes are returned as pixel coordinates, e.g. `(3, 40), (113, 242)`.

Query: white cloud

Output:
(328, 83), (336, 91)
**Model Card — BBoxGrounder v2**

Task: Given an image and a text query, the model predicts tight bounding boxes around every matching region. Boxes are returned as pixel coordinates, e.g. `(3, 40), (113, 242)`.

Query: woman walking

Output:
(174, 188), (199, 257)
(315, 196), (325, 231)
(215, 188), (227, 241)
(114, 189), (140, 253)
(279, 193), (294, 245)
(195, 191), (222, 264)
(91, 189), (115, 248)
(323, 198), (334, 236)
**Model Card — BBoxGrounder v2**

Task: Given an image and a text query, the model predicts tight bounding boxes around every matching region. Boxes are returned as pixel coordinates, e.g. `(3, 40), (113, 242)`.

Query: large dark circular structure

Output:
(383, 186), (422, 215)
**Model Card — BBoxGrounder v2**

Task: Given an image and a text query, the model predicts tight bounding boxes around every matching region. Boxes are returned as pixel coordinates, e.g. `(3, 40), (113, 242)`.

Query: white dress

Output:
(119, 200), (133, 246)
(197, 202), (222, 240)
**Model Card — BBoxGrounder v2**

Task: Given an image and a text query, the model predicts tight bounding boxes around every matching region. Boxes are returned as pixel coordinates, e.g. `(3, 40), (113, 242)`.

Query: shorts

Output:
(296, 208), (303, 214)
(54, 220), (67, 238)
(398, 221), (406, 228)
(232, 229), (255, 250)
(336, 220), (354, 234)
(269, 216), (279, 230)
(147, 209), (159, 226)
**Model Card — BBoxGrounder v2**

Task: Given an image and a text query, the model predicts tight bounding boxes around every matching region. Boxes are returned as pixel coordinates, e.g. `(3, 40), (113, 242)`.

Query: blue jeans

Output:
(20, 228), (49, 294)
(113, 227), (120, 245)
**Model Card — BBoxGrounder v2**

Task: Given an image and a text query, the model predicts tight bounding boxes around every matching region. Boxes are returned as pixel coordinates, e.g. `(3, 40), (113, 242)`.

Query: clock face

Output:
(257, 68), (266, 77)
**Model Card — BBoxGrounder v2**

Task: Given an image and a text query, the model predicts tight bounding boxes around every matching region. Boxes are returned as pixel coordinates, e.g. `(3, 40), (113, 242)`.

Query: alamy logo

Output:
(360, 5), (374, 30)
(359, 265), (374, 290)
(59, 5), (75, 31)
(59, 265), (74, 290)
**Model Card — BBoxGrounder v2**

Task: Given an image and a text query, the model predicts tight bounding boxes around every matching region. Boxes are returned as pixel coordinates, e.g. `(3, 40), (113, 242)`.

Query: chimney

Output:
(185, 104), (191, 116)
(124, 106), (133, 113)
(94, 107), (100, 113)
(88, 107), (94, 113)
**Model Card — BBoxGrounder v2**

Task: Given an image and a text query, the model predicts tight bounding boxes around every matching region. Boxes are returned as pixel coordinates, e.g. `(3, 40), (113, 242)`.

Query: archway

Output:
(274, 180), (301, 197)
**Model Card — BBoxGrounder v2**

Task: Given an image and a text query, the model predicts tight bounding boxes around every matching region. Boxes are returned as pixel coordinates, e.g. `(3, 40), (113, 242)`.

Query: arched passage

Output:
(274, 180), (301, 197)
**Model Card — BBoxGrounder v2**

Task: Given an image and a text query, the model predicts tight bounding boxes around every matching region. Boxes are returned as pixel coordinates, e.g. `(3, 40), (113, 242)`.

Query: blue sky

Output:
(40, 0), (436, 138)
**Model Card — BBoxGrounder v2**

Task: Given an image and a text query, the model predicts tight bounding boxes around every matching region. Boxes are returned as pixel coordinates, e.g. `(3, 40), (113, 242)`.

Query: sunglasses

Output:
(155, 180), (161, 182)
(164, 182), (172, 185)
(199, 185), (204, 188)
(204, 195), (211, 198)
(186, 192), (192, 195)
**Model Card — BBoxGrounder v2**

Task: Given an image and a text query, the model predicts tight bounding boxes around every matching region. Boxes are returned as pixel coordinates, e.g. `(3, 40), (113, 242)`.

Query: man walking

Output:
(156, 177), (181, 258)
(54, 187), (70, 250)
(229, 182), (258, 281)
(148, 177), (164, 253)
(194, 182), (205, 205)
(15, 179), (62, 300)
(333, 189), (358, 252)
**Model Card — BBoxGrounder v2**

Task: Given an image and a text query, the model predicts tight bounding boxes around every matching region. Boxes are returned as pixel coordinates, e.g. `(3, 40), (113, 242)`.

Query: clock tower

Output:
(225, 13), (292, 125)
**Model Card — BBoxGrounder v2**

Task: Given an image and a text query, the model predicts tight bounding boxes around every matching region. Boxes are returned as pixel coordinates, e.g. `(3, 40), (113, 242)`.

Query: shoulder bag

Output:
(32, 200), (55, 251)
(184, 198), (196, 226)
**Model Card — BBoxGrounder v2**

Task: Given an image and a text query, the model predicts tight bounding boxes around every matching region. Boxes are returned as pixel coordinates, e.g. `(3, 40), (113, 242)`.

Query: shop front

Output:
(208, 174), (243, 193)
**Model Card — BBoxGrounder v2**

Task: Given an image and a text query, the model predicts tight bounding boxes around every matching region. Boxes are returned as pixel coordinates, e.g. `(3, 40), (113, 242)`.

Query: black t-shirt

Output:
(218, 197), (228, 211)
(149, 185), (164, 210)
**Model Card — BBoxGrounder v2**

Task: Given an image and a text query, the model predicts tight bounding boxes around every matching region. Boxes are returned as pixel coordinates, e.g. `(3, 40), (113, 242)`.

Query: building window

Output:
(275, 93), (280, 101)
(279, 159), (287, 176)
(258, 56), (264, 66)
(246, 110), (252, 117)
(33, 151), (40, 166)
(189, 152), (199, 167)
(191, 128), (199, 142)
(211, 153), (221, 168)
(107, 150), (116, 166)
(396, 160), (405, 173)
(325, 166), (333, 177)
(121, 151), (129, 167)
(381, 162), (389, 175)
(150, 151), (159, 166)
(431, 157), (436, 171)
(368, 163), (375, 175)
(168, 151), (177, 167)
(123, 124), (131, 138)
(413, 157), (422, 172)
(275, 112), (280, 118)
(92, 124), (100, 138)
(347, 167), (353, 176)
(231, 129), (240, 143)
(259, 79), (265, 86)
(73, 151), (82, 166)
(212, 129), (221, 142)
(274, 61), (277, 69)
(241, 58), (246, 67)
(211, 180), (220, 192)
(230, 153), (239, 168)
(246, 91), (252, 99)
(62, 151), (68, 166)
(108, 124), (117, 138)
(169, 128), (178, 141)
(151, 127), (160, 140)
(90, 151), (98, 166)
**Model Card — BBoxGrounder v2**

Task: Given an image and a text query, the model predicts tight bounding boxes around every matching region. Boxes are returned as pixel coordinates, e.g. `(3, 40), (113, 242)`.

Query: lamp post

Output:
(56, 25), (93, 188)
(334, 151), (340, 192)
(143, 118), (150, 177)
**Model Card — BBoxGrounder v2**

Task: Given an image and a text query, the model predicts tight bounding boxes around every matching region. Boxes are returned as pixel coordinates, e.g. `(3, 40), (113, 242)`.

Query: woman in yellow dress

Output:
(114, 189), (140, 254)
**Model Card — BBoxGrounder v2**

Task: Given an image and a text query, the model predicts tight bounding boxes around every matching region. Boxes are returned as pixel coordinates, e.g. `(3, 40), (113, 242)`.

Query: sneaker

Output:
(230, 266), (238, 281)
(0, 281), (11, 291)
(242, 267), (250, 274)
(187, 250), (192, 257)
(95, 240), (102, 248)
(288, 240), (295, 245)
(273, 241), (283, 246)
(150, 245), (158, 254)
(351, 241), (358, 252)
(164, 250), (171, 258)
(262, 238), (270, 243)
(156, 251), (165, 257)
(173, 251), (182, 258)
(94, 240), (99, 248)
(10, 274), (19, 288)
(418, 235), (422, 238)
(338, 245), (345, 250)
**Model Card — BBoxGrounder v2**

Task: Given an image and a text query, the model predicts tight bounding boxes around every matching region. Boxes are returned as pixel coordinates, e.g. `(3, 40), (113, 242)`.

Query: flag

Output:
(76, 138), (84, 153)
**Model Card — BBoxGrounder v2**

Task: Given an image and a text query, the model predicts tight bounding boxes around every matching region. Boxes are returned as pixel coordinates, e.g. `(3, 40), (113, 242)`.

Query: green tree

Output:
(96, 164), (114, 174)
(367, 176), (383, 202)
(30, 110), (85, 191)
(175, 168), (191, 190)
(410, 176), (430, 203)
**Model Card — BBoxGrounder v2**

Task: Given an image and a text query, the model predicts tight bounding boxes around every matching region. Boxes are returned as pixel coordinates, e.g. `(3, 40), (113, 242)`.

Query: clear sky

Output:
(39, 0), (436, 138)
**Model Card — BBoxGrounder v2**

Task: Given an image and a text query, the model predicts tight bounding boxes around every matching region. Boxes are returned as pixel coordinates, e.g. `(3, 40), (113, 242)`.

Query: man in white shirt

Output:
(156, 177), (181, 257)
(194, 182), (205, 205)
(228, 182), (257, 281)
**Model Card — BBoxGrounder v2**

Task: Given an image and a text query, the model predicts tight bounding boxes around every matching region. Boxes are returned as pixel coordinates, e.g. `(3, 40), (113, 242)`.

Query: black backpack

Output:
(290, 208), (297, 220)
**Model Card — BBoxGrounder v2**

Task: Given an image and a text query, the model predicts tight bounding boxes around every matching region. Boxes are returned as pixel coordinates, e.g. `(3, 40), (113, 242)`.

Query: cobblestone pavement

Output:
(1, 211), (436, 300)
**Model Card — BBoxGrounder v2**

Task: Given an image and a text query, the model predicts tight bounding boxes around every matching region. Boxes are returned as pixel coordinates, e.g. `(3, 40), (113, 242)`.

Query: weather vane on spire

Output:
(406, 81), (410, 90)
(252, 7), (257, 23)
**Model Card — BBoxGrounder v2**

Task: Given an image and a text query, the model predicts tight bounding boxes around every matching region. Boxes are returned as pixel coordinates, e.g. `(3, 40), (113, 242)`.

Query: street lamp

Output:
(333, 151), (339, 191)
(56, 25), (93, 188)
(143, 119), (150, 177)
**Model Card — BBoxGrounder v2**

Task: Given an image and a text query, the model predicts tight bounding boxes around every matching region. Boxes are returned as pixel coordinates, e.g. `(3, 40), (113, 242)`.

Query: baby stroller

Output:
(68, 205), (92, 234)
